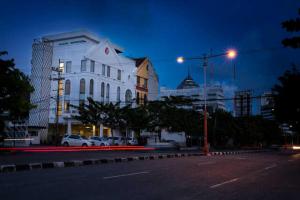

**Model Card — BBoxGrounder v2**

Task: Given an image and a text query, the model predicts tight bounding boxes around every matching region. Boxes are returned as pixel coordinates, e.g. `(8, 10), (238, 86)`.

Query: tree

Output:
(282, 8), (300, 48)
(0, 51), (34, 132)
(272, 66), (300, 136)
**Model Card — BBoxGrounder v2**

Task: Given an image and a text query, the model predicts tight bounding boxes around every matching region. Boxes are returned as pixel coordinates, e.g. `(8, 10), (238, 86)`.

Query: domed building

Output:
(160, 73), (226, 112)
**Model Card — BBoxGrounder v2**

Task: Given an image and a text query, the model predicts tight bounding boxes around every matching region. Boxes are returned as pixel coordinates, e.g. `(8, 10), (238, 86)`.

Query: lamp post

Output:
(177, 49), (237, 155)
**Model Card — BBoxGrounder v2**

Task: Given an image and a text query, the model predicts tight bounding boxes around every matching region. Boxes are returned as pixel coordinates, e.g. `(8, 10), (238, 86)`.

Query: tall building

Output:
(160, 74), (226, 112)
(134, 57), (159, 105)
(29, 30), (137, 143)
(234, 90), (252, 117)
(260, 92), (275, 120)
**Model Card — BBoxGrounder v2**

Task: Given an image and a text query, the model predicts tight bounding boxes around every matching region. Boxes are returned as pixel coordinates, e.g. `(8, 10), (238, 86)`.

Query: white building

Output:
(29, 30), (136, 143)
(160, 74), (226, 112)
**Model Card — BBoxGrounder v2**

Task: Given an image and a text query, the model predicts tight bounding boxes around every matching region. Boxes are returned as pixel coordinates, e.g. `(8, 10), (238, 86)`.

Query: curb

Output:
(0, 150), (269, 173)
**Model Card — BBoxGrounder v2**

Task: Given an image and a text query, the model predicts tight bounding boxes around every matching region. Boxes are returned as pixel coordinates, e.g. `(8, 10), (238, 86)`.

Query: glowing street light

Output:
(177, 56), (184, 63)
(227, 49), (237, 59)
(176, 49), (237, 156)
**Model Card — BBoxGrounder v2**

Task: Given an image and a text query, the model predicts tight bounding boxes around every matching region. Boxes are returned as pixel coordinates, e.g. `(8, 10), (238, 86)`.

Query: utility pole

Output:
(203, 54), (208, 155)
(51, 60), (64, 145)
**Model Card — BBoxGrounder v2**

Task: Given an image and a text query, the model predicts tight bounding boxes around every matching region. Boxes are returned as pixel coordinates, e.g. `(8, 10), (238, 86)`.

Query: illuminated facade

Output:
(29, 31), (136, 143)
(134, 57), (159, 105)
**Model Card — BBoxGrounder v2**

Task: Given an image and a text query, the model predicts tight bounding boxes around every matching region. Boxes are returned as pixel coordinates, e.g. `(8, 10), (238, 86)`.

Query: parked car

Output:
(126, 137), (138, 145)
(88, 136), (110, 146)
(61, 134), (93, 146)
(107, 136), (125, 145)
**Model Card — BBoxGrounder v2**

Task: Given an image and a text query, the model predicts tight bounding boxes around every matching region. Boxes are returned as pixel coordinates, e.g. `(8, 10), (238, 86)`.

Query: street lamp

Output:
(177, 49), (237, 155)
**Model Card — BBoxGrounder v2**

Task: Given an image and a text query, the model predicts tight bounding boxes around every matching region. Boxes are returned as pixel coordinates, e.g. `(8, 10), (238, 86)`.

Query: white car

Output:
(107, 136), (125, 146)
(88, 136), (110, 146)
(126, 137), (138, 145)
(61, 134), (93, 147)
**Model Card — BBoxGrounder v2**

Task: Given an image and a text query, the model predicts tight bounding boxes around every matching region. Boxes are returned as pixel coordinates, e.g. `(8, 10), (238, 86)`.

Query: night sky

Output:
(1, 0), (299, 112)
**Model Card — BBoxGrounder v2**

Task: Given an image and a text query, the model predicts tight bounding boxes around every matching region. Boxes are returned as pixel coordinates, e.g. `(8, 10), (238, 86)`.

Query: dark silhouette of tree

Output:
(282, 8), (300, 48)
(272, 66), (300, 135)
(0, 51), (34, 132)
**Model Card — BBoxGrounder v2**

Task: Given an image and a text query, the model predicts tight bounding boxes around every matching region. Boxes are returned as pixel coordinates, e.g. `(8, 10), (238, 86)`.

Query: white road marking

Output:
(210, 178), (239, 189)
(264, 164), (277, 170)
(103, 171), (150, 180)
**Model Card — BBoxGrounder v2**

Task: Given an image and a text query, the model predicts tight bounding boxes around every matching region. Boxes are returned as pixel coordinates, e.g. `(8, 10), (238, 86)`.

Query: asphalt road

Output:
(0, 152), (299, 200)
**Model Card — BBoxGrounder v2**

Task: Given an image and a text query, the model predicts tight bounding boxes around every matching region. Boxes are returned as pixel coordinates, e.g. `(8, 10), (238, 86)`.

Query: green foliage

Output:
(282, 8), (300, 48)
(272, 66), (300, 135)
(0, 51), (34, 131)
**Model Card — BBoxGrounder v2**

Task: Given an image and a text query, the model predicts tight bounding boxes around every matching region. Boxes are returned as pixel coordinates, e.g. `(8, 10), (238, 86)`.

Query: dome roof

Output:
(177, 74), (199, 89)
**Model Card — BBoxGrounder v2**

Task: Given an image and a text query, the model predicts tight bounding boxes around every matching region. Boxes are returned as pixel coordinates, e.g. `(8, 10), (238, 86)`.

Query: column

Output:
(67, 119), (72, 135)
(92, 125), (96, 136)
(99, 124), (103, 138)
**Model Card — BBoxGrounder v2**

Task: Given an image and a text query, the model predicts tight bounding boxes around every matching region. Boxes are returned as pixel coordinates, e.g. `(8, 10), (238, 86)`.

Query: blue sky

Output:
(1, 0), (300, 111)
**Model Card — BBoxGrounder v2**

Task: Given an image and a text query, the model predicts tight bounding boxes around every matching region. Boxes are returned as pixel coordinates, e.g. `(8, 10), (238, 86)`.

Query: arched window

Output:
(125, 89), (132, 105)
(117, 87), (120, 102)
(65, 80), (71, 95)
(106, 84), (110, 102)
(80, 79), (85, 94)
(101, 82), (105, 102)
(89, 79), (94, 96)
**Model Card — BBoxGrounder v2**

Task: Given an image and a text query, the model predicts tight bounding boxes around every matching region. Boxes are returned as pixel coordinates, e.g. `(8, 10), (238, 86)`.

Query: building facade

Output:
(160, 74), (226, 112)
(260, 92), (275, 120)
(234, 90), (252, 117)
(134, 57), (159, 105)
(29, 31), (136, 143)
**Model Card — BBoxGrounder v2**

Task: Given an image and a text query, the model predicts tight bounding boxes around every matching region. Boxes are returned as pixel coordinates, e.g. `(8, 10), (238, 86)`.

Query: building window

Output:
(101, 82), (105, 102)
(106, 84), (110, 102)
(144, 79), (148, 88)
(117, 87), (120, 102)
(107, 66), (111, 77)
(117, 69), (121, 80)
(80, 78), (85, 94)
(64, 100), (70, 112)
(136, 92), (140, 104)
(137, 76), (140, 86)
(66, 61), (72, 73)
(65, 80), (71, 95)
(81, 60), (87, 72)
(144, 94), (147, 104)
(90, 60), (95, 73)
(102, 64), (105, 76)
(125, 89), (132, 105)
(89, 79), (94, 96)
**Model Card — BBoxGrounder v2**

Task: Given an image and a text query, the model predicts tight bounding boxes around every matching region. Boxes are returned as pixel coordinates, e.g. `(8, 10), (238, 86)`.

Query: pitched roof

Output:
(133, 57), (147, 67)
(177, 74), (199, 89)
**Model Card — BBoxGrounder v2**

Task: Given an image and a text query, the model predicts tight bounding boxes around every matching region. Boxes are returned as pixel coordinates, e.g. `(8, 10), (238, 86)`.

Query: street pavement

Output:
(0, 152), (299, 200)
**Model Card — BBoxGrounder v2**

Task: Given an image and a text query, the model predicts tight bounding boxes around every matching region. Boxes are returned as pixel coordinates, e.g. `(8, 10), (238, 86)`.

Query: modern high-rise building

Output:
(260, 92), (275, 120)
(160, 74), (226, 112)
(29, 30), (137, 143)
(234, 90), (252, 117)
